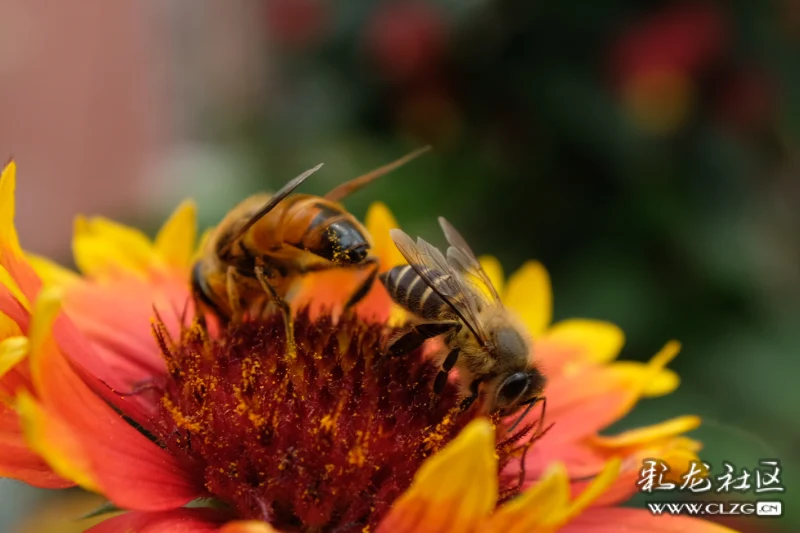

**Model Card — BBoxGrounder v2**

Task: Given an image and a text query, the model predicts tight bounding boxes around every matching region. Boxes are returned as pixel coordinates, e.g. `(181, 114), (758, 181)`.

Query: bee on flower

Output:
(0, 160), (737, 533)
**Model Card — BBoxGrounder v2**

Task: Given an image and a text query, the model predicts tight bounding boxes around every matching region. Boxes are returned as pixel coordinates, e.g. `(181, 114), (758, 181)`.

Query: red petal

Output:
(35, 316), (204, 510)
(0, 283), (28, 329)
(515, 366), (633, 448)
(85, 509), (229, 533)
(2, 252), (42, 304)
(0, 285), (33, 398)
(52, 311), (161, 425)
(353, 282), (392, 323)
(62, 278), (189, 379)
(0, 355), (34, 398)
(0, 404), (73, 488)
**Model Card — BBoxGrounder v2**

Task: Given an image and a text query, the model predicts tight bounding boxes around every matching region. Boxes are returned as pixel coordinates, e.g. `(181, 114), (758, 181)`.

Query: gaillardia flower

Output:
(0, 161), (736, 533)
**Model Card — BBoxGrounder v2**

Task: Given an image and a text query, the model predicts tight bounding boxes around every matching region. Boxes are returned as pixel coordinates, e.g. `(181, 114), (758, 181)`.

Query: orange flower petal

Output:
(0, 309), (22, 340)
(485, 462), (570, 533)
(0, 317), (33, 399)
(85, 509), (229, 533)
(0, 335), (27, 379)
(605, 361), (679, 397)
(526, 341), (682, 454)
(590, 415), (701, 449)
(0, 264), (30, 312)
(62, 277), (183, 382)
(377, 419), (497, 533)
(0, 402), (73, 488)
(539, 319), (625, 366)
(478, 255), (504, 296)
(0, 283), (29, 330)
(72, 215), (160, 281)
(154, 200), (198, 273)
(365, 202), (406, 271)
(503, 261), (552, 337)
(23, 289), (203, 511)
(560, 507), (740, 533)
(221, 521), (284, 533)
(0, 161), (22, 258)
(26, 253), (80, 288)
(0, 162), (42, 303)
(487, 459), (620, 533)
(590, 436), (703, 506)
(16, 391), (100, 491)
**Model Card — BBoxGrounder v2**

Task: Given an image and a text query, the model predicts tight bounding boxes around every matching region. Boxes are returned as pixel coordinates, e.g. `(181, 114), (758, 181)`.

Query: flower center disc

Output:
(153, 311), (470, 531)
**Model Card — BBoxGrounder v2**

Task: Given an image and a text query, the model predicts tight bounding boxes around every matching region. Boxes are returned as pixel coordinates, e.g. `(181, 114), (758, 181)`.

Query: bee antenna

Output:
(508, 396), (546, 434)
(323, 145), (432, 203)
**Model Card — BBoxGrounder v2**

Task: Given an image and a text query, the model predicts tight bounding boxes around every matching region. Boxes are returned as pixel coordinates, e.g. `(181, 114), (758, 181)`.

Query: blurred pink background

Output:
(0, 0), (265, 259)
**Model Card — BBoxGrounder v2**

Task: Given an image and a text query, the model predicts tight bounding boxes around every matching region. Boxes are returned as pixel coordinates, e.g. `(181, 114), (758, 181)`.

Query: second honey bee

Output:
(192, 147), (430, 329)
(380, 217), (546, 415)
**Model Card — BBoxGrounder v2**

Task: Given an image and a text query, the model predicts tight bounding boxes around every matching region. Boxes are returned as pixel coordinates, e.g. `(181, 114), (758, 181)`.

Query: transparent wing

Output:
(220, 163), (323, 253)
(389, 228), (490, 343)
(438, 217), (501, 302)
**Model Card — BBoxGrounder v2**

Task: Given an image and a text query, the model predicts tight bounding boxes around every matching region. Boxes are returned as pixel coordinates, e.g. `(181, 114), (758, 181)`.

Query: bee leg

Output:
(460, 378), (482, 412)
(225, 266), (244, 321)
(387, 321), (461, 357)
(344, 258), (380, 310)
(433, 348), (460, 394)
(254, 264), (297, 360)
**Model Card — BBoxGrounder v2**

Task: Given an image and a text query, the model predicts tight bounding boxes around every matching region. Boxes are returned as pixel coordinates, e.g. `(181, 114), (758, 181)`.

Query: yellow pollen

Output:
(422, 408), (460, 452)
(348, 446), (366, 467)
(163, 396), (203, 432)
(319, 414), (335, 432)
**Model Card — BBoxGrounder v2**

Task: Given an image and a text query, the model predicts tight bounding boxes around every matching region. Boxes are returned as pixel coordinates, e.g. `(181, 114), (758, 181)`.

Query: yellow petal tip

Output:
(0, 336), (28, 378)
(643, 367), (680, 396)
(155, 199), (199, 270)
(478, 255), (504, 295)
(649, 340), (682, 372)
(365, 202), (405, 269)
(221, 521), (280, 533)
(16, 392), (99, 492)
(29, 286), (64, 361)
(0, 158), (22, 255)
(388, 417), (498, 526)
(505, 260), (553, 336)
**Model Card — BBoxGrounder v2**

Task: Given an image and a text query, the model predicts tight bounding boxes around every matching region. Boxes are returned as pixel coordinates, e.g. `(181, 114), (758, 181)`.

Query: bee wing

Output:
(219, 163), (324, 253)
(389, 228), (490, 343)
(438, 217), (501, 302)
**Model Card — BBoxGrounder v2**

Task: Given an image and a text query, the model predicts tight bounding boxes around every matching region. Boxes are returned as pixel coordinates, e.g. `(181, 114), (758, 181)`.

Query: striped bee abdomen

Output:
(379, 265), (452, 321)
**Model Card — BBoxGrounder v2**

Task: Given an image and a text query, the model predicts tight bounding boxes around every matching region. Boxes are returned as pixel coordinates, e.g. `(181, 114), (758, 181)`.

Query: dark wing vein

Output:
(219, 163), (324, 254)
(438, 217), (501, 302)
(389, 228), (489, 343)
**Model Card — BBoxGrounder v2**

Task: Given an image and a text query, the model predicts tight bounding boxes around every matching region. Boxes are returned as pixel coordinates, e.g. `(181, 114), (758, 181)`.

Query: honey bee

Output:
(192, 147), (430, 331)
(380, 217), (546, 416)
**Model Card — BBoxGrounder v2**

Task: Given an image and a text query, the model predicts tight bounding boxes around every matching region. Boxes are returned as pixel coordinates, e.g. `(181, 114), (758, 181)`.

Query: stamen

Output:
(136, 310), (538, 530)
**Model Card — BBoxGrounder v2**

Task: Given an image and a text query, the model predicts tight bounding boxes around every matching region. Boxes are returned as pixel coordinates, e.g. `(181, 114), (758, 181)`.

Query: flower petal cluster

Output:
(0, 161), (736, 533)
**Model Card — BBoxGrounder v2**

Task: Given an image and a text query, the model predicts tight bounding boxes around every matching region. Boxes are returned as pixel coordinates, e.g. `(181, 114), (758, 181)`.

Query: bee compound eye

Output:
(498, 373), (529, 404)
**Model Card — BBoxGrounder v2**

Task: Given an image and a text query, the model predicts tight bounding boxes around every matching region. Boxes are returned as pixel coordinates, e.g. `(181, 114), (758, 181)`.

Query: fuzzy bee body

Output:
(193, 191), (374, 320)
(380, 218), (546, 415)
(191, 147), (430, 324)
(380, 264), (454, 321)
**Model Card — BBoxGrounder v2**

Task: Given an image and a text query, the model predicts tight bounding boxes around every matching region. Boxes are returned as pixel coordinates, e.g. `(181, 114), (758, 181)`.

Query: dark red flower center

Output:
(147, 311), (533, 532)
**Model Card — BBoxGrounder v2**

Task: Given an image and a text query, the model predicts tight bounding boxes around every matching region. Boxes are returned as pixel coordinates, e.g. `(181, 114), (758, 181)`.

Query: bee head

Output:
(321, 222), (370, 264)
(494, 368), (546, 410)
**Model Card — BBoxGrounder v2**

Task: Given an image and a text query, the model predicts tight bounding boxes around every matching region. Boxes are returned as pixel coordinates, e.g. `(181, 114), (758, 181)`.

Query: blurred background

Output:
(0, 0), (797, 531)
